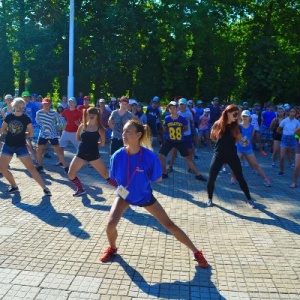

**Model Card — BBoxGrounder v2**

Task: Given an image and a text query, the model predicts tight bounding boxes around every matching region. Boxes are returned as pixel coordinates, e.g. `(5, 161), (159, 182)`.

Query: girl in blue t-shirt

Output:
(100, 119), (208, 268)
(232, 110), (271, 187)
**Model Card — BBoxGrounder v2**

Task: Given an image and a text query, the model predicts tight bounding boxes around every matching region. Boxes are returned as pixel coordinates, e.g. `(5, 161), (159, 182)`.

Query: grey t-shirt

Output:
(109, 110), (132, 139)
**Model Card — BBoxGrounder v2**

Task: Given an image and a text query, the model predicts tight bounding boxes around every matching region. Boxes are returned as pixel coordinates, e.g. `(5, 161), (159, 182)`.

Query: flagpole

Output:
(67, 0), (74, 99)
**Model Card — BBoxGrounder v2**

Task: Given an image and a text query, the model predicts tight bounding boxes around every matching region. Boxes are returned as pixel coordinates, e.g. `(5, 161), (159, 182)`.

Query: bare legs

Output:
(105, 197), (198, 252)
(0, 154), (48, 190)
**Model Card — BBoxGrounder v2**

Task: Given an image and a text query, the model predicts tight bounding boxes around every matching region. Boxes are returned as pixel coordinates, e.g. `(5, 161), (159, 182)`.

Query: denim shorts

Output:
(280, 135), (297, 148)
(198, 129), (209, 135)
(1, 144), (29, 158)
(238, 148), (254, 155)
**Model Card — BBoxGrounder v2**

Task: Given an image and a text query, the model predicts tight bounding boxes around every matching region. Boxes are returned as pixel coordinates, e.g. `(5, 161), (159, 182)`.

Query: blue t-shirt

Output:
(24, 101), (38, 125)
(163, 115), (188, 142)
(146, 106), (160, 126)
(262, 111), (276, 128)
(236, 124), (254, 152)
(110, 147), (162, 206)
(194, 107), (204, 124)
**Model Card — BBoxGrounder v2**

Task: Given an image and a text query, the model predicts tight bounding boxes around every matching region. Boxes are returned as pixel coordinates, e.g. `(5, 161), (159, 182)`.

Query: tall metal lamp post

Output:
(67, 0), (74, 99)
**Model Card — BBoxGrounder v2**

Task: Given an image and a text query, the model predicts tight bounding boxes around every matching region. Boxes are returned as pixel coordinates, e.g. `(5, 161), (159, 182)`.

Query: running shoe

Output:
(55, 161), (63, 166)
(264, 178), (272, 187)
(271, 162), (275, 167)
(207, 199), (213, 207)
(7, 186), (19, 193)
(194, 250), (208, 268)
(194, 155), (199, 159)
(260, 151), (267, 156)
(195, 175), (207, 181)
(43, 153), (51, 158)
(247, 199), (256, 208)
(162, 173), (169, 179)
(278, 171), (284, 176)
(64, 166), (69, 174)
(43, 188), (52, 196)
(73, 189), (86, 197)
(100, 246), (117, 262)
(230, 177), (237, 184)
(242, 161), (249, 167)
(290, 163), (295, 169)
(167, 166), (173, 173)
(220, 167), (227, 174)
(36, 166), (44, 173)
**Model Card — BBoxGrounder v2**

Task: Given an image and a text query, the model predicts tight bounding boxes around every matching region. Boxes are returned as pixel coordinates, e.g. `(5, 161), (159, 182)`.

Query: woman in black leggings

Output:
(207, 104), (255, 208)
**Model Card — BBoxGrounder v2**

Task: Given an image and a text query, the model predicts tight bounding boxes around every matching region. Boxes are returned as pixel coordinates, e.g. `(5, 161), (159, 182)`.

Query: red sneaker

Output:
(194, 250), (208, 268)
(260, 151), (267, 156)
(100, 246), (117, 262)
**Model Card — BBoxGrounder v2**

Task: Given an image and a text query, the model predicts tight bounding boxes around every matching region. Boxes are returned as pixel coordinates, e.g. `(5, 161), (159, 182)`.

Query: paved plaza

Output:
(0, 142), (299, 299)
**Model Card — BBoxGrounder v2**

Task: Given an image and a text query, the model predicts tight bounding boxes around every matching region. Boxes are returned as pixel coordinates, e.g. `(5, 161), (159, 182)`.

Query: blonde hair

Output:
(11, 97), (25, 108)
(125, 119), (153, 150)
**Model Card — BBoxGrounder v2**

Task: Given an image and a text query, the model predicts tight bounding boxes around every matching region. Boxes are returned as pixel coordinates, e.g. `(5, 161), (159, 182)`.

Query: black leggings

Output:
(207, 154), (251, 201)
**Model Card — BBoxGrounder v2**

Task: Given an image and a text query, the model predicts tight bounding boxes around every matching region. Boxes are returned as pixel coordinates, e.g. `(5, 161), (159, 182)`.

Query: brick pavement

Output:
(0, 142), (299, 299)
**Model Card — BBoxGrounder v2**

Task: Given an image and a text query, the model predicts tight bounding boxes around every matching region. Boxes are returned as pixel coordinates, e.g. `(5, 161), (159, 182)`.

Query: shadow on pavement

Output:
(116, 256), (225, 300)
(12, 195), (90, 239)
(214, 203), (300, 235)
(155, 184), (207, 209)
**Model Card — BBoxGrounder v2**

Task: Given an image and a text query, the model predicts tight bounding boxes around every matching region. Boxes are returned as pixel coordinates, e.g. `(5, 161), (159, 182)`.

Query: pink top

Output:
(198, 115), (210, 130)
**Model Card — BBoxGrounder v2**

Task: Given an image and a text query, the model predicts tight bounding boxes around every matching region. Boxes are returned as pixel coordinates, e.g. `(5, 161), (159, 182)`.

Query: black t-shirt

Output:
(214, 125), (239, 158)
(4, 113), (31, 147)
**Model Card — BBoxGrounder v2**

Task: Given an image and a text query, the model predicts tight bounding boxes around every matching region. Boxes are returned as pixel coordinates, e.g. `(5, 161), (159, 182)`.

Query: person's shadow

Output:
(115, 255), (224, 299)
(153, 182), (207, 209)
(214, 203), (300, 235)
(11, 195), (90, 239)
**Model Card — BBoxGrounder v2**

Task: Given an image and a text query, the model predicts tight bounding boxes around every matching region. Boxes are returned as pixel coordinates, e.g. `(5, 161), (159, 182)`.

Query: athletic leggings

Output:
(207, 153), (251, 201)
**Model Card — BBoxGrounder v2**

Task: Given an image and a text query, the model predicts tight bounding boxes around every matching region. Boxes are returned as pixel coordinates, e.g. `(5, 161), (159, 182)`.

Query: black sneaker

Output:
(43, 188), (52, 196)
(36, 166), (44, 173)
(207, 199), (213, 207)
(64, 166), (69, 174)
(195, 174), (207, 182)
(55, 161), (63, 166)
(7, 186), (19, 193)
(73, 189), (86, 197)
(162, 173), (169, 179)
(247, 199), (256, 209)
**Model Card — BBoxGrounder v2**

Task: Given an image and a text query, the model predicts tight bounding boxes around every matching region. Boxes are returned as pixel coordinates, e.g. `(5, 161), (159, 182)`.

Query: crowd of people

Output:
(0, 91), (300, 266)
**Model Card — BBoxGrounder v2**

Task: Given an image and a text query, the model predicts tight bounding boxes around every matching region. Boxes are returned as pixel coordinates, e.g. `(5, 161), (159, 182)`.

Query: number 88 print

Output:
(169, 126), (182, 141)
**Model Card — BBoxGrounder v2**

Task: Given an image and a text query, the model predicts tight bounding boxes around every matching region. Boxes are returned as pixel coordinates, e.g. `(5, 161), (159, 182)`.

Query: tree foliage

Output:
(0, 0), (299, 104)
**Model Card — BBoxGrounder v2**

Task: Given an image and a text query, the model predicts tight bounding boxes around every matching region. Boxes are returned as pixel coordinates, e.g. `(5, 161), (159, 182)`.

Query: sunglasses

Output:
(232, 112), (238, 117)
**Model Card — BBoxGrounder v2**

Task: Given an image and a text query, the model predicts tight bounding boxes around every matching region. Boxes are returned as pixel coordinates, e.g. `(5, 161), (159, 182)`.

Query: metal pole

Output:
(67, 0), (74, 99)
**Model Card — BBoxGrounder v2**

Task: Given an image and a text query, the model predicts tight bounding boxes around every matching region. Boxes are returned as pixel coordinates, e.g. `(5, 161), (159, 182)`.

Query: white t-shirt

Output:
(279, 117), (300, 135)
(250, 114), (260, 131)
(178, 109), (193, 136)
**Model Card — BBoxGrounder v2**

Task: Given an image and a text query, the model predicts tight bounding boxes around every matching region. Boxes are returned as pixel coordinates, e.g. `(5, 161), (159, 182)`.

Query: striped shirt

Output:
(36, 110), (63, 139)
